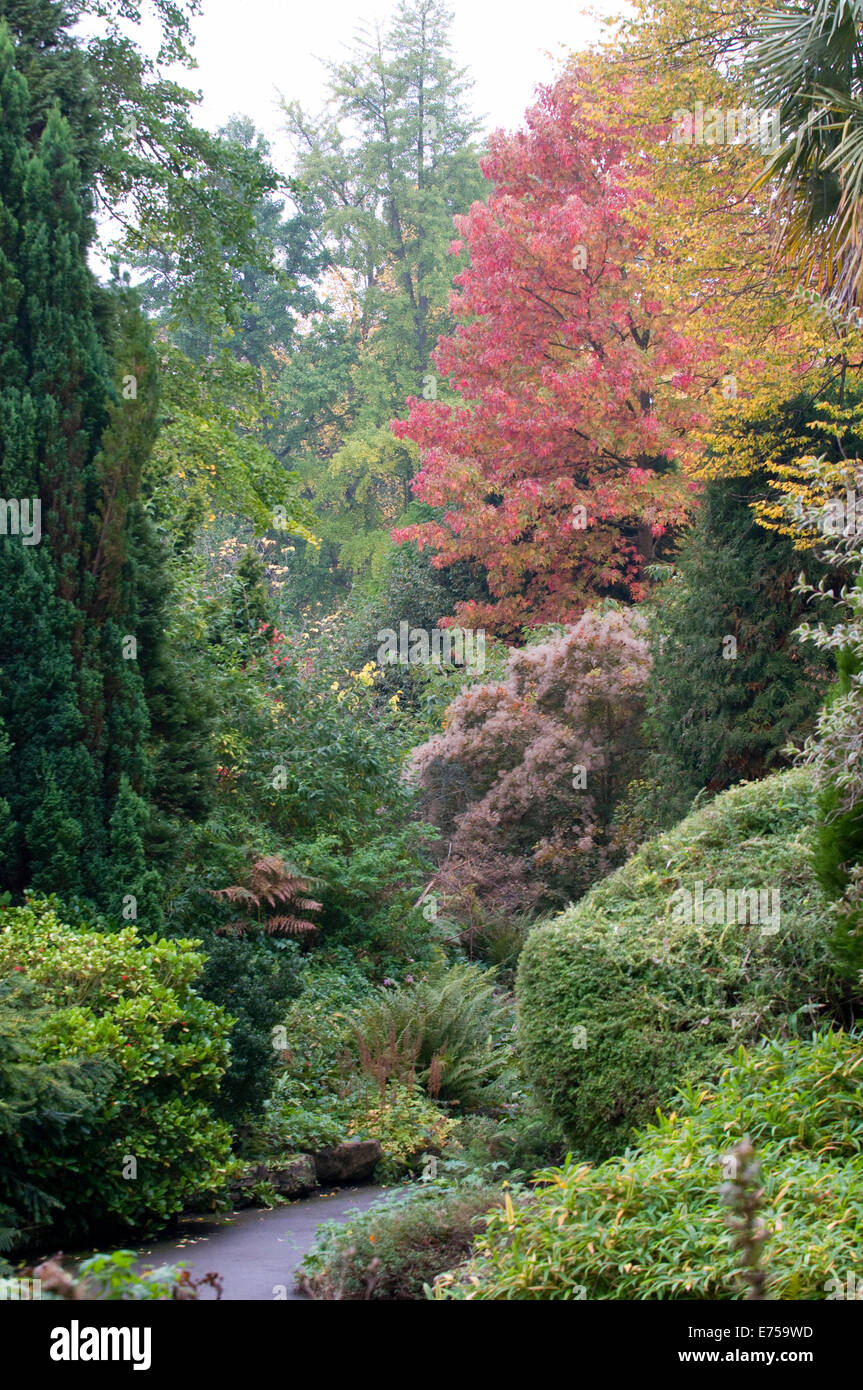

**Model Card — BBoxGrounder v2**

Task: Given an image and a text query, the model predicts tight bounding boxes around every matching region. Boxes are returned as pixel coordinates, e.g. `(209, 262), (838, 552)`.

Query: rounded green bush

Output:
(435, 1029), (863, 1300)
(516, 769), (842, 1159)
(0, 897), (235, 1238)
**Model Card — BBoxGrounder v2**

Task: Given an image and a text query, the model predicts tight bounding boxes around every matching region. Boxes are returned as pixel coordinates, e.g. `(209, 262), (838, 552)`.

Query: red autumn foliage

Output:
(392, 59), (708, 634)
(410, 608), (651, 915)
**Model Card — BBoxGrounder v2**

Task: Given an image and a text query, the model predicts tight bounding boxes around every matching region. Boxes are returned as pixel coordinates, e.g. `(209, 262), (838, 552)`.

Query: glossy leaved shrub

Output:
(0, 898), (235, 1240)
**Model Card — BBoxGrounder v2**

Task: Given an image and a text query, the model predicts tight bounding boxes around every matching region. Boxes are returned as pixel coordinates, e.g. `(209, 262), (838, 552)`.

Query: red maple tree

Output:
(392, 59), (712, 633)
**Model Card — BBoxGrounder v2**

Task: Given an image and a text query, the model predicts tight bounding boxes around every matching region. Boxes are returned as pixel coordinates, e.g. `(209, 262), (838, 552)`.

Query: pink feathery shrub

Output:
(412, 608), (650, 916)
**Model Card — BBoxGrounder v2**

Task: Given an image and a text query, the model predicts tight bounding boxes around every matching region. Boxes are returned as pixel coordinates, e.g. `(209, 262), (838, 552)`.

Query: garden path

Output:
(135, 1184), (394, 1300)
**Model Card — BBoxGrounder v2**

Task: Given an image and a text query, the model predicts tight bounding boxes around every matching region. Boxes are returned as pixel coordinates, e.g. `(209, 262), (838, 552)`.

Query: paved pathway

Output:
(136, 1186), (394, 1300)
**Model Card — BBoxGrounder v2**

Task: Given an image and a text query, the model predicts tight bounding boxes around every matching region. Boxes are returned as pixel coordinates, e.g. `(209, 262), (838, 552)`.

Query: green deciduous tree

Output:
(278, 0), (487, 599)
(1, 0), (288, 324)
(283, 0), (483, 384)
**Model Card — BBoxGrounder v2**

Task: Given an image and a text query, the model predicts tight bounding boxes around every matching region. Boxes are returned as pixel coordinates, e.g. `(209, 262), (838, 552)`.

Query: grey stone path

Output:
(135, 1185), (394, 1301)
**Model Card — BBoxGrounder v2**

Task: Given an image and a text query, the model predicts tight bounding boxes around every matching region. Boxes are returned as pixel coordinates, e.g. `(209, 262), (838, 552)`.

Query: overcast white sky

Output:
(175, 0), (620, 162)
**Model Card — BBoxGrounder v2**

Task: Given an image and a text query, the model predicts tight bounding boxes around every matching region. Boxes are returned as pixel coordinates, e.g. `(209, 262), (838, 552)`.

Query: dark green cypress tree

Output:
(0, 24), (212, 913)
(0, 34), (105, 897)
(0, 1), (97, 182)
(643, 470), (835, 823)
(0, 974), (111, 1250)
(94, 284), (216, 845)
(107, 775), (164, 927)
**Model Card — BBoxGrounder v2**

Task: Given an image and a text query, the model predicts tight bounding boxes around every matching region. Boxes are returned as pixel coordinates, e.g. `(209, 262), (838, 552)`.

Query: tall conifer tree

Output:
(0, 22), (211, 912)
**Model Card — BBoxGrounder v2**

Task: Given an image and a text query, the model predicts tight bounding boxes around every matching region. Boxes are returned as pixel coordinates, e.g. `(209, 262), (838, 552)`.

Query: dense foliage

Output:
(276, 0), (487, 601)
(0, 28), (204, 910)
(353, 963), (514, 1110)
(435, 1030), (863, 1300)
(393, 58), (713, 633)
(0, 973), (109, 1250)
(3, 0), (863, 1320)
(644, 470), (835, 823)
(0, 898), (234, 1241)
(517, 770), (842, 1159)
(259, 984), (453, 1177)
(298, 1183), (505, 1299)
(412, 609), (650, 915)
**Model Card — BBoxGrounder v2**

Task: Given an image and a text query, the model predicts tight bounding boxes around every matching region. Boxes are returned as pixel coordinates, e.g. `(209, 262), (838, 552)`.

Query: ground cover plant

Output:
(297, 1182), (506, 1300)
(433, 1030), (863, 1300)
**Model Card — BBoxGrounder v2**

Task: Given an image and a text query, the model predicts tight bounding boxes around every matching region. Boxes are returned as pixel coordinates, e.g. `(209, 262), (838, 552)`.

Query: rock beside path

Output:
(232, 1142), (384, 1206)
(313, 1139), (382, 1185)
(235, 1155), (317, 1205)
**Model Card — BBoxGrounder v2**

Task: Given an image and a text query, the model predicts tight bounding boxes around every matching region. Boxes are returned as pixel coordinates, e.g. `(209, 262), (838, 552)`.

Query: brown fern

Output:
(209, 856), (322, 937)
(354, 1020), (420, 1101)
